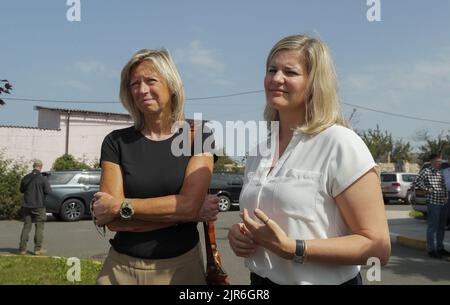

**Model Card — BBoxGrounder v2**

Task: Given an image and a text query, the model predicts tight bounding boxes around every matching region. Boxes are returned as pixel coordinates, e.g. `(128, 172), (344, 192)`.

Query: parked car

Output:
(209, 172), (244, 212)
(410, 160), (449, 215)
(380, 172), (418, 204)
(43, 169), (244, 219)
(43, 170), (100, 221)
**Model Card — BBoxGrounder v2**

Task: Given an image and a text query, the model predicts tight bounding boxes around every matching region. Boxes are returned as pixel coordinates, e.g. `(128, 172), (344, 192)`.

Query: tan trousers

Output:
(96, 243), (206, 285)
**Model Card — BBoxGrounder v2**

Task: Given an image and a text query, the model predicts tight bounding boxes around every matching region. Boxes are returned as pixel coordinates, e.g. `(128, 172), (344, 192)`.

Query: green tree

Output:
(417, 131), (450, 163)
(358, 125), (393, 162)
(91, 158), (101, 169)
(0, 79), (13, 106)
(391, 139), (413, 162)
(0, 151), (28, 219)
(52, 154), (91, 171)
(214, 149), (243, 173)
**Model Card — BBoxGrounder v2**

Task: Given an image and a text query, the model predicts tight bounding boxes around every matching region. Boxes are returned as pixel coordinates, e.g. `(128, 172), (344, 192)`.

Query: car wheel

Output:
(60, 199), (85, 222)
(218, 195), (231, 212)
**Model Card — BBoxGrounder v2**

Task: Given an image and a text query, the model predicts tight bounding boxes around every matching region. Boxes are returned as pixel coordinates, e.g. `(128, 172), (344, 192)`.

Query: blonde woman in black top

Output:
(92, 49), (218, 285)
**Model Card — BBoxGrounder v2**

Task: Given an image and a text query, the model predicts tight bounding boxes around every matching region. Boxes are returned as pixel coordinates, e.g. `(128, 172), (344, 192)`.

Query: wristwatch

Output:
(293, 239), (305, 264)
(119, 198), (134, 220)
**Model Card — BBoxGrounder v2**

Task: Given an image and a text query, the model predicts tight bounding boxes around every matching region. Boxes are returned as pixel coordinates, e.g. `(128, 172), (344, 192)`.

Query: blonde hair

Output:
(264, 35), (349, 135)
(119, 49), (185, 131)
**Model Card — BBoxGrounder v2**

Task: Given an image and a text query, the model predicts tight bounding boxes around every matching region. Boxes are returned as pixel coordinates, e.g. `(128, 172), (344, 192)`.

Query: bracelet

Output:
(303, 240), (308, 263)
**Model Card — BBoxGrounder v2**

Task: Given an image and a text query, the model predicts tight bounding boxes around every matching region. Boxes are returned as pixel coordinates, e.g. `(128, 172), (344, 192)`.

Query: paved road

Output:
(1, 205), (449, 284)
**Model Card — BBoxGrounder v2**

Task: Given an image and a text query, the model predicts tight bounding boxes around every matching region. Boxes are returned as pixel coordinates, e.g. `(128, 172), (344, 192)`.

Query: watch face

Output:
(122, 207), (132, 217)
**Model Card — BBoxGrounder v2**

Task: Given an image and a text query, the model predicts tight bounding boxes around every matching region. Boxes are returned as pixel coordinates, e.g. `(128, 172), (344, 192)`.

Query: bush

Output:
(52, 154), (91, 171)
(0, 152), (28, 219)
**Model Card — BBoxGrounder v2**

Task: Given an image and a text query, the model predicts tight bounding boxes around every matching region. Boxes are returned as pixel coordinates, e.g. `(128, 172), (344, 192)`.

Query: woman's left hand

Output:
(92, 192), (122, 226)
(240, 208), (295, 260)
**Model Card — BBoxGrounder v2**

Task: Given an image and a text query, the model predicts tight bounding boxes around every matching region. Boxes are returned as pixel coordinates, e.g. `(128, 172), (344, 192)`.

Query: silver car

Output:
(381, 172), (418, 204)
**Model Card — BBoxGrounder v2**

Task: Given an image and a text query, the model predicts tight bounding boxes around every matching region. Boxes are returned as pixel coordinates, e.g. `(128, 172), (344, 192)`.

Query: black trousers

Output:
(250, 272), (363, 285)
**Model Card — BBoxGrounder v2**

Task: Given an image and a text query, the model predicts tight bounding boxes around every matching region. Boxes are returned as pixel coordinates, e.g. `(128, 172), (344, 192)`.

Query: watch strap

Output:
(293, 239), (305, 264)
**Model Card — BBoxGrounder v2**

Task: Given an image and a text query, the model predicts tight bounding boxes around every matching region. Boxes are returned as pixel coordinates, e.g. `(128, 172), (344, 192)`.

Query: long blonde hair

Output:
(119, 49), (185, 131)
(264, 35), (349, 135)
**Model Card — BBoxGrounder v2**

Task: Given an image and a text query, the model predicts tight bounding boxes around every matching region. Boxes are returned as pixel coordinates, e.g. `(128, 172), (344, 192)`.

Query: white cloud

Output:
(72, 60), (117, 79)
(341, 46), (450, 144)
(342, 48), (450, 106)
(59, 80), (92, 92)
(175, 41), (231, 86)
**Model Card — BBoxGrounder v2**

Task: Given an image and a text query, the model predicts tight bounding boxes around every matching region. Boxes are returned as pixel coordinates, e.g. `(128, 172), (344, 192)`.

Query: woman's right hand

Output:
(196, 194), (219, 222)
(228, 223), (257, 258)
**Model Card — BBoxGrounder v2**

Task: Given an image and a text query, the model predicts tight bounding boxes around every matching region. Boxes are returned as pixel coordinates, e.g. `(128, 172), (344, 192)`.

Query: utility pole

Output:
(65, 110), (71, 155)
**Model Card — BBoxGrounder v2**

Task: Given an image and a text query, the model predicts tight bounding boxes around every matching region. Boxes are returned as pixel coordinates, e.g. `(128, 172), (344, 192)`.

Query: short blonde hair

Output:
(264, 35), (349, 135)
(120, 49), (185, 131)
(32, 159), (43, 168)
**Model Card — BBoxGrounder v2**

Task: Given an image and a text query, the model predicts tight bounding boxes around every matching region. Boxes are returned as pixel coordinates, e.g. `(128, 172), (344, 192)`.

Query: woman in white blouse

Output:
(228, 35), (391, 285)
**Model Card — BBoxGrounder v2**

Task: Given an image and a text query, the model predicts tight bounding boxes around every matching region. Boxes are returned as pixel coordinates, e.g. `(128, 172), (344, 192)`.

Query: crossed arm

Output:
(93, 153), (216, 232)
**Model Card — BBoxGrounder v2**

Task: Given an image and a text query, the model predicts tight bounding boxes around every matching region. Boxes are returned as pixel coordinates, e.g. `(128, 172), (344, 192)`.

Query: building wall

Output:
(0, 127), (63, 171)
(0, 110), (133, 171)
(59, 112), (133, 165)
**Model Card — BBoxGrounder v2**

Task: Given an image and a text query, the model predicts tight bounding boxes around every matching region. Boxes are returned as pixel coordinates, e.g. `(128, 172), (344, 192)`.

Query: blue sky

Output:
(1, 0), (450, 152)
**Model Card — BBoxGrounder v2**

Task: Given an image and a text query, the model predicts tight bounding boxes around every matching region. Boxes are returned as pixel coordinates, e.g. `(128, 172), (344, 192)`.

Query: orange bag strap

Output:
(203, 221), (224, 266)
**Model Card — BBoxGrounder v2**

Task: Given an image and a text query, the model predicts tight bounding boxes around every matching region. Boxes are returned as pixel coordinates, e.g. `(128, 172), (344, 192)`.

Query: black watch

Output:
(293, 240), (305, 264)
(119, 199), (134, 220)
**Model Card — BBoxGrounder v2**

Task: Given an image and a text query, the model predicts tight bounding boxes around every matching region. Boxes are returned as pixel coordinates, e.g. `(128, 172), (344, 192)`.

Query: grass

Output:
(409, 210), (426, 219)
(0, 254), (103, 284)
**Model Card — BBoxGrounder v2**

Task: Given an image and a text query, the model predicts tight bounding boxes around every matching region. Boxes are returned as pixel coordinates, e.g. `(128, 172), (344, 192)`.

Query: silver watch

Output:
(119, 199), (134, 220)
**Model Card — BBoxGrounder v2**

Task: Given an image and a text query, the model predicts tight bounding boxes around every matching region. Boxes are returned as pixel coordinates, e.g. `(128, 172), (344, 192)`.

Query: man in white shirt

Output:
(442, 157), (450, 230)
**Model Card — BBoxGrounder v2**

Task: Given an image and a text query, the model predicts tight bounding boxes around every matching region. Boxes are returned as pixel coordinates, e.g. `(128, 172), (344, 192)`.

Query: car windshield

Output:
(402, 174), (417, 182)
(381, 174), (397, 182)
(47, 172), (76, 185)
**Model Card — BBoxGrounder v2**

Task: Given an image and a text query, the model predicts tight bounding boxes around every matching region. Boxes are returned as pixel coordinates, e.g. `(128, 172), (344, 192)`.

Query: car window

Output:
(89, 173), (101, 185)
(230, 175), (243, 185)
(402, 174), (417, 182)
(381, 174), (397, 182)
(77, 175), (90, 185)
(47, 172), (76, 185)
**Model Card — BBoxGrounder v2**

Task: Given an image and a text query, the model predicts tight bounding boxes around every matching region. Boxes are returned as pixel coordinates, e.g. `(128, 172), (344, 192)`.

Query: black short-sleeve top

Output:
(100, 124), (215, 259)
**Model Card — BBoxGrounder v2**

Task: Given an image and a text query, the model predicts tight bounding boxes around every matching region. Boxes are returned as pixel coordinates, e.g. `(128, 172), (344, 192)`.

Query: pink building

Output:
(0, 106), (133, 170)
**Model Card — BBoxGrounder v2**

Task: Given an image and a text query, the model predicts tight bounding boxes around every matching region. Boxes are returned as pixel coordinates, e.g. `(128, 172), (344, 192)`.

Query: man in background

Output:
(415, 154), (449, 259)
(18, 160), (52, 255)
(442, 156), (450, 230)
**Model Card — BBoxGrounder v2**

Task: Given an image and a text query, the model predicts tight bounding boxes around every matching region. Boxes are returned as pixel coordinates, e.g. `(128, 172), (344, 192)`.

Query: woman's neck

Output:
(278, 108), (305, 142)
(142, 114), (174, 140)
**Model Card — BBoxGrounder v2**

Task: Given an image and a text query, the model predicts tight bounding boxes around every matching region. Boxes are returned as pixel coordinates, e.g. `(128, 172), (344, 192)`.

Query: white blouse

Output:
(240, 124), (377, 285)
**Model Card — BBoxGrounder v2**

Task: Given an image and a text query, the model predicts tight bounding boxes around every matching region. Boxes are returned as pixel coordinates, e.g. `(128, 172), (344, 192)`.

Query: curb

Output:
(0, 253), (103, 264)
(390, 232), (450, 251)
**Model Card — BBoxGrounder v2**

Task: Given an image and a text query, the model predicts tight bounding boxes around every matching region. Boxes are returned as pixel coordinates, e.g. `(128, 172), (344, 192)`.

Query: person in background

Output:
(415, 154), (449, 258)
(441, 156), (450, 231)
(228, 34), (391, 285)
(18, 160), (52, 255)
